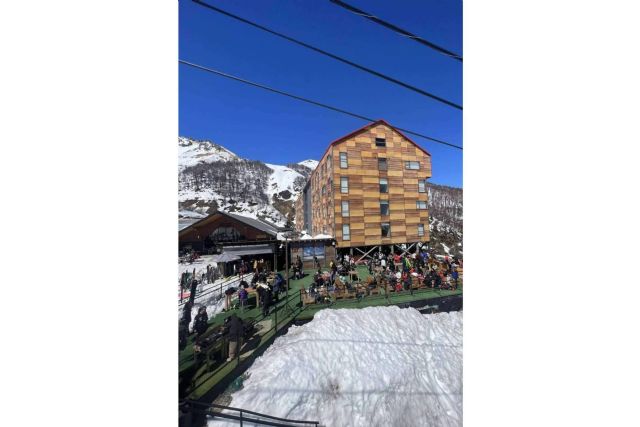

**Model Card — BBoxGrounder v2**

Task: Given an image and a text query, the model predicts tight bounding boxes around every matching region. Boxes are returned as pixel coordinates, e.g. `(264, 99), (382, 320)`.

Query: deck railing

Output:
(181, 399), (321, 427)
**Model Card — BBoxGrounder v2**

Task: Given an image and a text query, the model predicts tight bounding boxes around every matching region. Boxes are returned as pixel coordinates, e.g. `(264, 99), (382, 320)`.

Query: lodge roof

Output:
(178, 210), (287, 238)
(310, 119), (432, 176)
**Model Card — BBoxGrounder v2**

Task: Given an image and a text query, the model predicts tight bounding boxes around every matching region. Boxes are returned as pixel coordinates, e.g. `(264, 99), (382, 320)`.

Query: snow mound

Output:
(298, 159), (319, 170)
(215, 307), (462, 427)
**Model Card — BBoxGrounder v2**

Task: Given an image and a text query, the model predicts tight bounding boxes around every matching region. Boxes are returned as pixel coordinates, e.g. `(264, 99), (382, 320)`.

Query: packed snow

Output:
(211, 307), (462, 427)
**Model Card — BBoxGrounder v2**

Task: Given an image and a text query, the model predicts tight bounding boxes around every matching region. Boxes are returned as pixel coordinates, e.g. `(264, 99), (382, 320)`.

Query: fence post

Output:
(274, 300), (278, 332)
(239, 409), (243, 427)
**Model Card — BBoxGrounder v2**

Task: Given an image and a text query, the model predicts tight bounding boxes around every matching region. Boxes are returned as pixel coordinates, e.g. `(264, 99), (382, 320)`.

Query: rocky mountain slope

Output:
(178, 137), (312, 227)
(426, 183), (463, 257)
(178, 137), (462, 256)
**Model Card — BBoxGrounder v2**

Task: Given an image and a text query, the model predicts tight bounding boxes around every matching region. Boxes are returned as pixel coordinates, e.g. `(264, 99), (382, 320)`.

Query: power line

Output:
(179, 60), (462, 151)
(191, 0), (462, 111)
(329, 0), (462, 62)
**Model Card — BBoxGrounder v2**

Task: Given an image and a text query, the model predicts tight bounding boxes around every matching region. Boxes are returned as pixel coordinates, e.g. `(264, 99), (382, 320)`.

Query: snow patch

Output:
(215, 307), (462, 427)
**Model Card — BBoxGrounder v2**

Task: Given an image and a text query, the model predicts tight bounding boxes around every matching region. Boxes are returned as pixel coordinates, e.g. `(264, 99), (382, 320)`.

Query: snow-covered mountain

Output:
(297, 159), (319, 170)
(178, 137), (238, 171)
(178, 137), (312, 227)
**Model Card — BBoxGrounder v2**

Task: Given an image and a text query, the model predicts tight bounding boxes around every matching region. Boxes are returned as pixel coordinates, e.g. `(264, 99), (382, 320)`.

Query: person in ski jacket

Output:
(451, 269), (459, 289)
(238, 287), (248, 311)
(181, 301), (193, 328)
(179, 319), (189, 351)
(226, 314), (243, 361)
(193, 306), (209, 336)
(262, 286), (272, 317)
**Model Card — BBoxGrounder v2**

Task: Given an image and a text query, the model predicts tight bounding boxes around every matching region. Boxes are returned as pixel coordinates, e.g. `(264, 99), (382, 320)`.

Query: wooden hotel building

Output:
(294, 119), (432, 256)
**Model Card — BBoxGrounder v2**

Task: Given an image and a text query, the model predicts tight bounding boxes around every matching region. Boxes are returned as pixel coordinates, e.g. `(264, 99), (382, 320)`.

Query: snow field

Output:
(211, 306), (462, 427)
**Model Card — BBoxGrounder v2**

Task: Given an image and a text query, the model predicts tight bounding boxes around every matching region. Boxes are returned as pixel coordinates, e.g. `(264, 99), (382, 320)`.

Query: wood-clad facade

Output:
(295, 120), (431, 249)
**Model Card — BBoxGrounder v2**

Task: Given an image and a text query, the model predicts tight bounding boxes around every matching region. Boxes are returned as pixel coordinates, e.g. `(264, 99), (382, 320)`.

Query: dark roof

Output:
(178, 210), (291, 239)
(223, 212), (281, 236)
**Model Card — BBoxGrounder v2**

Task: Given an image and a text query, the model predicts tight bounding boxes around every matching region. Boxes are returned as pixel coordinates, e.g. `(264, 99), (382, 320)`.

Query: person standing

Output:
(193, 306), (209, 337)
(262, 285), (272, 317)
(451, 267), (459, 290)
(226, 314), (243, 362)
(179, 319), (189, 352)
(181, 301), (193, 331)
(238, 287), (248, 312)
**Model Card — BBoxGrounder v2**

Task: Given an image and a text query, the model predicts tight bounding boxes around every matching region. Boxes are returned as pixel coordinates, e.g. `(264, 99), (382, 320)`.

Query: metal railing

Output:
(179, 273), (255, 307)
(183, 399), (321, 427)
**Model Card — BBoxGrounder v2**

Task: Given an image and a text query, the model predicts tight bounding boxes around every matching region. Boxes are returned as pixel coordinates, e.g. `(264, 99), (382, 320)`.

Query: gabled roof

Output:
(310, 119), (432, 175)
(179, 210), (285, 238)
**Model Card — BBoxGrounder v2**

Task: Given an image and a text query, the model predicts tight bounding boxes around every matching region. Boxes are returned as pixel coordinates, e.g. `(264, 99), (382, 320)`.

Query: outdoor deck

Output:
(179, 265), (463, 400)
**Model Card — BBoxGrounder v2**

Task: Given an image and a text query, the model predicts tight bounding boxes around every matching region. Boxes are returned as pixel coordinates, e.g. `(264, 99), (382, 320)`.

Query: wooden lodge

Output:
(179, 211), (284, 255)
(294, 119), (432, 253)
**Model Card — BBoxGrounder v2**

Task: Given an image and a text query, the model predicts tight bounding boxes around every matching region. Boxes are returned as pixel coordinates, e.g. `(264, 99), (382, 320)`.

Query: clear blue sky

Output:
(179, 0), (462, 187)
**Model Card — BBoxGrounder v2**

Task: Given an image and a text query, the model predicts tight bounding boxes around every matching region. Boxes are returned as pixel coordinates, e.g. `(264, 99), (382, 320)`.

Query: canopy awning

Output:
(223, 244), (274, 257)
(211, 253), (241, 263)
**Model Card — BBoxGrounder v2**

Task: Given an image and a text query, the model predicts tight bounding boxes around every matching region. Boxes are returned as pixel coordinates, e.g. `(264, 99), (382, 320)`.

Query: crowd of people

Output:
(179, 260), (284, 363)
(301, 250), (462, 301)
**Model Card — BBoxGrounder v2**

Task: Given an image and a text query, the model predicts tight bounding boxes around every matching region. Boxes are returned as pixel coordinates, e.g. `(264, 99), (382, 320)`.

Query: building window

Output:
(378, 158), (387, 170)
(340, 177), (349, 193)
(381, 222), (391, 238)
(340, 152), (348, 168)
(342, 224), (351, 241)
(405, 161), (420, 170)
(418, 223), (425, 237)
(417, 201), (427, 210)
(375, 137), (386, 147)
(379, 178), (388, 193)
(342, 201), (350, 217)
(418, 179), (426, 193)
(380, 200), (389, 216)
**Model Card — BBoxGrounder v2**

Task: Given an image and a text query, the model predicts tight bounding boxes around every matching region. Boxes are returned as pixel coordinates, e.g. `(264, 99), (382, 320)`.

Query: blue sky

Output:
(179, 0), (462, 187)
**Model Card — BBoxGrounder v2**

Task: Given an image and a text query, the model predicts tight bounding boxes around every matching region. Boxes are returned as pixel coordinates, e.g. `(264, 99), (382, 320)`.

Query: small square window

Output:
(378, 158), (387, 170)
(340, 177), (349, 193)
(375, 137), (386, 147)
(340, 152), (348, 168)
(381, 222), (391, 238)
(379, 178), (388, 193)
(342, 224), (351, 241)
(416, 201), (427, 210)
(342, 201), (350, 217)
(380, 200), (389, 216)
